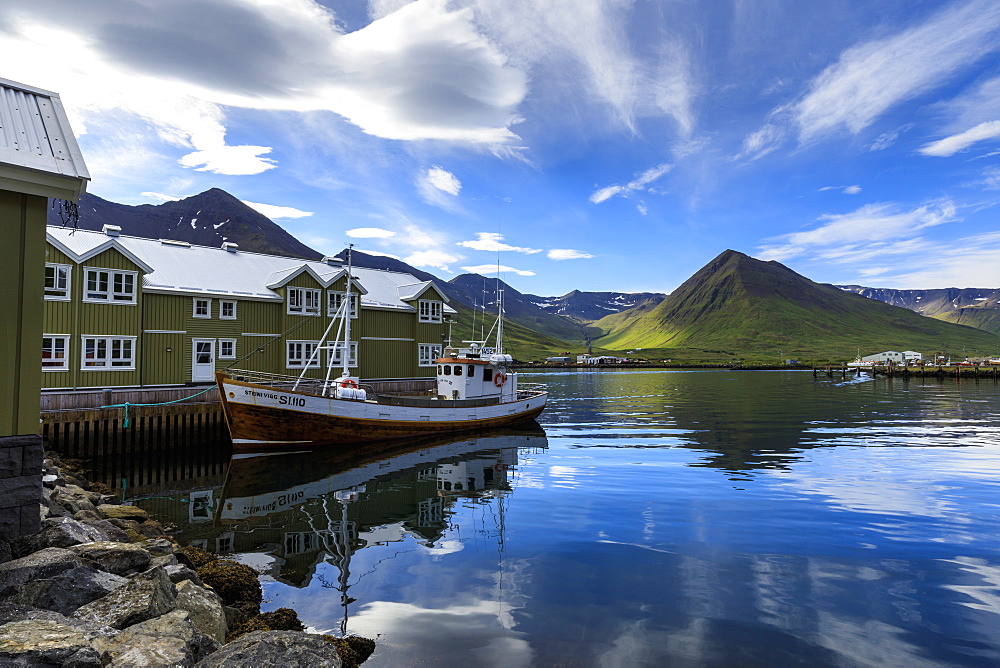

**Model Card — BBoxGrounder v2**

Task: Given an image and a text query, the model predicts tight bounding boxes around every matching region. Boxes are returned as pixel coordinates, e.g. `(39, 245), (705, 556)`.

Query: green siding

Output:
(0, 190), (46, 435)
(39, 242), (449, 387)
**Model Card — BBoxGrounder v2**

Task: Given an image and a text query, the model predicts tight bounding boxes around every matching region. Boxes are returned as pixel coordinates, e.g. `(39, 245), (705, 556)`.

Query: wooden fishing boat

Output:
(216, 348), (546, 449)
(216, 248), (546, 450)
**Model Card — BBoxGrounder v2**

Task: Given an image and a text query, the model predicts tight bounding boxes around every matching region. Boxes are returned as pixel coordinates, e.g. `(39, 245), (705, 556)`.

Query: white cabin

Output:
(436, 344), (518, 402)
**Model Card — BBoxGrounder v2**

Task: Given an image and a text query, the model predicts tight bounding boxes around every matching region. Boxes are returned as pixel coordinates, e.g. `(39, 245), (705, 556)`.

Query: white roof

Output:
(0, 77), (89, 200)
(46, 226), (455, 312)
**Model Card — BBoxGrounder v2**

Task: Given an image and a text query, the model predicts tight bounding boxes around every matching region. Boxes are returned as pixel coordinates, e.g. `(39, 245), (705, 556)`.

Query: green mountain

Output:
(593, 250), (1000, 362)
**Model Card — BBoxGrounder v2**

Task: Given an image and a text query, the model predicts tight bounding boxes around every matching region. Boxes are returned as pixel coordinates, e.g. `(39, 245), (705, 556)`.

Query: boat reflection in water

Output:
(154, 424), (547, 634)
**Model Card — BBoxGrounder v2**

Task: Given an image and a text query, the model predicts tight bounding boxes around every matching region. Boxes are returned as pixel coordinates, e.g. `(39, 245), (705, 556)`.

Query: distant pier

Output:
(814, 365), (1000, 379)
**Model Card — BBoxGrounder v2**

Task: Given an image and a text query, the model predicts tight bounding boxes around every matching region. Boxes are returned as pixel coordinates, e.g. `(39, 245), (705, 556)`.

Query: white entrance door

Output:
(192, 339), (215, 382)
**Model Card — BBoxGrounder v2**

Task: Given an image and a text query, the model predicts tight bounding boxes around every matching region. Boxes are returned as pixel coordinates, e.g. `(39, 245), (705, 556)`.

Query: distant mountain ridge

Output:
(837, 285), (1000, 336)
(523, 289), (666, 322)
(52, 189), (323, 259)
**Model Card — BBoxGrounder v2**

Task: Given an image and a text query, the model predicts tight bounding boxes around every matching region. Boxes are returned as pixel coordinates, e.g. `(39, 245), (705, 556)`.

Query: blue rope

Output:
(101, 386), (216, 428)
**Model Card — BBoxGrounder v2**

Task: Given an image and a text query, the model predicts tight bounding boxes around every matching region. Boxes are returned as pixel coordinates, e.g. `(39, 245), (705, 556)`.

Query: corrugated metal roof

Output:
(0, 77), (89, 199)
(46, 226), (456, 312)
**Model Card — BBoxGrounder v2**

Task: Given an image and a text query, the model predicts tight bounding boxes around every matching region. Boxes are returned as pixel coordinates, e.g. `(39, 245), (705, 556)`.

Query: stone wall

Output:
(0, 435), (42, 539)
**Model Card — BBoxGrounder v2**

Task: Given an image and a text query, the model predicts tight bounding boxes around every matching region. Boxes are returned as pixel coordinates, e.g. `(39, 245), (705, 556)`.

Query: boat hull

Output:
(216, 373), (547, 449)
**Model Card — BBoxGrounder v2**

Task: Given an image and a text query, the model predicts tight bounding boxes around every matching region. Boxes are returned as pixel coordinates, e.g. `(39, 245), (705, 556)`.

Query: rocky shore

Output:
(0, 458), (374, 667)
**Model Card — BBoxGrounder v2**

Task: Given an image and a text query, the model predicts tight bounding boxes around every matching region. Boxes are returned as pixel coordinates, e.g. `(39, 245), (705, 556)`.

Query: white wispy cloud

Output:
(404, 249), (460, 272)
(548, 249), (594, 260)
(357, 248), (401, 259)
(919, 120), (1000, 157)
(471, 0), (693, 134)
(462, 264), (535, 276)
(739, 0), (1000, 157)
(758, 200), (960, 263)
(870, 231), (1000, 288)
(793, 0), (1000, 144)
(736, 122), (786, 161)
(590, 163), (673, 204)
(141, 192), (181, 202)
(637, 204), (648, 216)
(818, 185), (862, 195)
(0, 0), (529, 186)
(346, 227), (397, 238)
(970, 166), (1000, 190)
(457, 232), (540, 254)
(869, 124), (913, 151)
(241, 200), (314, 219)
(417, 166), (464, 209)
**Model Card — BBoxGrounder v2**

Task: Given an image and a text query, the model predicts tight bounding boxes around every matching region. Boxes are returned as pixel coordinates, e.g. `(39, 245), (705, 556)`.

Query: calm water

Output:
(139, 370), (1000, 666)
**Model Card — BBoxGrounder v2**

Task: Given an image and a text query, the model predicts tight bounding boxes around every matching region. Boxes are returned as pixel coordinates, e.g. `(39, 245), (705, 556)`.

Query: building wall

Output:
(39, 240), (449, 387)
(1, 191), (47, 436)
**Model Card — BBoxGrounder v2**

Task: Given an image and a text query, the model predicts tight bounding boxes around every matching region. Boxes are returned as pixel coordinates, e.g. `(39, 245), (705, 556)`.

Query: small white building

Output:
(902, 351), (923, 364)
(577, 355), (624, 365)
(861, 351), (915, 364)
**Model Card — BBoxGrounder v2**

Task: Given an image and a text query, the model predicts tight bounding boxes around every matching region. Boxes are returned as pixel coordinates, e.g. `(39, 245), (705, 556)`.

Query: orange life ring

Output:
(493, 372), (506, 387)
(340, 379), (358, 389)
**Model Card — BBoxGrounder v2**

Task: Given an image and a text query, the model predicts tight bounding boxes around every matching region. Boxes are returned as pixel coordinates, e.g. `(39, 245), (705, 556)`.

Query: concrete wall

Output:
(0, 435), (42, 539)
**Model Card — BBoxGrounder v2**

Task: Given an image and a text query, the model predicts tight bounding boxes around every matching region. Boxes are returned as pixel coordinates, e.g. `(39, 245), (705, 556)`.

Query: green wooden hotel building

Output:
(42, 225), (455, 390)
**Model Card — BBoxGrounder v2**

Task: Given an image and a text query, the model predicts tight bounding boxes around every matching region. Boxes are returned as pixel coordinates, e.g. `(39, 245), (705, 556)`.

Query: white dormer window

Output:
(288, 287), (321, 315)
(419, 299), (442, 323)
(84, 268), (136, 304)
(44, 264), (71, 300)
(193, 298), (211, 318)
(328, 291), (358, 318)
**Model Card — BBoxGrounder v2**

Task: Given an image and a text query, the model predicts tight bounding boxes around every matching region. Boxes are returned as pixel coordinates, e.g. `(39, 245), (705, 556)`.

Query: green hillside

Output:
(933, 307), (1000, 337)
(593, 250), (1000, 363)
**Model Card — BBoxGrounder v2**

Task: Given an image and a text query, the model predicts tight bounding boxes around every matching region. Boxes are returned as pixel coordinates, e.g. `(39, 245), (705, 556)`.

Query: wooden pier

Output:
(814, 365), (1000, 379)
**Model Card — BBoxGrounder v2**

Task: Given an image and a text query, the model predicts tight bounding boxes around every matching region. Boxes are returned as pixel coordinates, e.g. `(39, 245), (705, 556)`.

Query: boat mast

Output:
(342, 244), (354, 379)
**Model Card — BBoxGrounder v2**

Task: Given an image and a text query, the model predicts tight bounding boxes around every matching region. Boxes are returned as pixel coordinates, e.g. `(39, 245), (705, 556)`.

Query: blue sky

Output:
(5, 0), (1000, 295)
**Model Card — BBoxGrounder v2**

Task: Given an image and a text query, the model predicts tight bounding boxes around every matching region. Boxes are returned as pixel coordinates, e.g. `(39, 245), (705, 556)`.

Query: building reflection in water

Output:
(134, 424), (547, 631)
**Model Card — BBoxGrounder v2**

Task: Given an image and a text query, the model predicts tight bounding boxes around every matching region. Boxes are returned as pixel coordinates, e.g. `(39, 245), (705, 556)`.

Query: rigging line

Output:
(225, 315), (313, 370)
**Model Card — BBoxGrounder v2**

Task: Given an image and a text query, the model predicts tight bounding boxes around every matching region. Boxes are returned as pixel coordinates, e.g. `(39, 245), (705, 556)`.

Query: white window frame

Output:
(327, 341), (358, 368)
(193, 298), (211, 319)
(220, 299), (237, 320)
(287, 340), (320, 368)
(218, 338), (236, 359)
(81, 335), (136, 370)
(418, 343), (442, 367)
(42, 334), (70, 371)
(327, 291), (359, 318)
(83, 268), (137, 304)
(287, 287), (321, 315)
(418, 299), (442, 323)
(44, 264), (72, 301)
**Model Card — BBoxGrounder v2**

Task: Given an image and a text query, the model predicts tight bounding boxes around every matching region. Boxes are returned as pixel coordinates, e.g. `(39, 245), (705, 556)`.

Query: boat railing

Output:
(226, 369), (328, 394)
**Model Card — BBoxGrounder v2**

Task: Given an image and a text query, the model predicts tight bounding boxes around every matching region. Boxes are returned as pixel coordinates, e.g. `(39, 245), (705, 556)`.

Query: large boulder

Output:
(10, 517), (121, 557)
(72, 566), (177, 629)
(94, 609), (220, 667)
(50, 485), (99, 515)
(0, 547), (81, 597)
(0, 619), (104, 666)
(175, 579), (228, 643)
(196, 630), (343, 667)
(6, 564), (127, 615)
(69, 541), (151, 575)
(96, 504), (150, 521)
